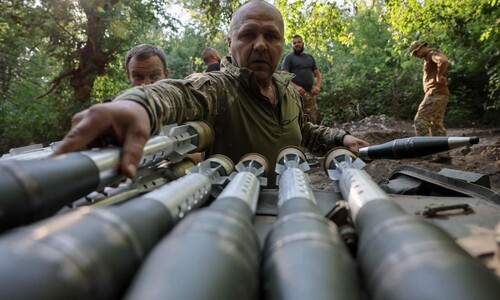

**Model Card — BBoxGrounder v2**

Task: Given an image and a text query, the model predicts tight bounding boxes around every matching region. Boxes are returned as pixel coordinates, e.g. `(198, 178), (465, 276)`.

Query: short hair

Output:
(292, 34), (302, 40)
(124, 44), (168, 72)
(201, 47), (220, 63)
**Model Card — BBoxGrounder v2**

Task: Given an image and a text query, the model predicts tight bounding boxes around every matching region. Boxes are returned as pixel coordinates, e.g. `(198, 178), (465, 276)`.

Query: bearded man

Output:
(282, 35), (322, 124)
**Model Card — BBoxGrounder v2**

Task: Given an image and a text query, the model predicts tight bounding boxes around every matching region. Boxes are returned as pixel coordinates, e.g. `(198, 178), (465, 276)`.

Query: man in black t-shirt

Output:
(282, 35), (322, 124)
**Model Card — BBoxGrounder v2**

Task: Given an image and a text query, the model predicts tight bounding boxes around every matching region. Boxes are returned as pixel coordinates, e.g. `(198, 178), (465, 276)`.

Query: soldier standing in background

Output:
(282, 35), (322, 124)
(201, 47), (221, 72)
(409, 40), (451, 164)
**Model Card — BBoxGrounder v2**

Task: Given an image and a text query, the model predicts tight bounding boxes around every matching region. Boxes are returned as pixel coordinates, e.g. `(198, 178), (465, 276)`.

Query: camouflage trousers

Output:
(414, 92), (450, 158)
(301, 92), (318, 124)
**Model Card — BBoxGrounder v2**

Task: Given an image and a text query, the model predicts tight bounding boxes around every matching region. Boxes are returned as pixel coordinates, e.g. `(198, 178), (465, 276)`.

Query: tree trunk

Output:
(70, 37), (108, 102)
(69, 0), (115, 102)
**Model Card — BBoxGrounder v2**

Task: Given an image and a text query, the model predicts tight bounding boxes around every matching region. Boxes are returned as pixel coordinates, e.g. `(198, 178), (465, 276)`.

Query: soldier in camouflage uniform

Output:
(54, 1), (369, 187)
(409, 41), (451, 164)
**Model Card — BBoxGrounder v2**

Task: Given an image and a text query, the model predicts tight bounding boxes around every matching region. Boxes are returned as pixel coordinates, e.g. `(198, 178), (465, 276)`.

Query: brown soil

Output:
(309, 115), (500, 193)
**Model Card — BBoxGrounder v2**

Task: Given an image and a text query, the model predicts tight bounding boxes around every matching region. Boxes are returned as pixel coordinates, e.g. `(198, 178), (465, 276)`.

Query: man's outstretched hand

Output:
(343, 135), (370, 155)
(53, 101), (151, 178)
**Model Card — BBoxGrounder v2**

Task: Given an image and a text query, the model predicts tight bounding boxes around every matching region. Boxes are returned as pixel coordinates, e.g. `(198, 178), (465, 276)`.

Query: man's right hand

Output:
(343, 135), (370, 156)
(53, 101), (151, 178)
(297, 86), (306, 95)
(290, 82), (306, 95)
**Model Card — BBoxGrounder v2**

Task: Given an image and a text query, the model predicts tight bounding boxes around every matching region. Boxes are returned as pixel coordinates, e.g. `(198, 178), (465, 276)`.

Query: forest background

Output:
(0, 0), (498, 153)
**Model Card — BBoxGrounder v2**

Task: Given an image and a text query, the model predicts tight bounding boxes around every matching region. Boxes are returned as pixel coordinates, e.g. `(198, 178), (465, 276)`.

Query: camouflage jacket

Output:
(115, 56), (346, 186)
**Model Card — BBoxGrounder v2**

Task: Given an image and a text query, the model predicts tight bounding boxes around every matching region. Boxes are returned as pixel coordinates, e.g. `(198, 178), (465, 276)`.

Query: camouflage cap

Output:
(408, 41), (428, 55)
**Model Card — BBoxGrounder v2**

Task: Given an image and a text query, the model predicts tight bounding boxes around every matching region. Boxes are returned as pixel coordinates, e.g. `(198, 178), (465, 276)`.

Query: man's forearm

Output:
(300, 122), (343, 155)
(114, 81), (205, 135)
(432, 54), (449, 77)
(437, 61), (448, 77)
(314, 70), (322, 89)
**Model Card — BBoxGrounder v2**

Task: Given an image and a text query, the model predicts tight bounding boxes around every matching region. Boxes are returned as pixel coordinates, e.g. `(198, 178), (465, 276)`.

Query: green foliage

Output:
(164, 27), (226, 79)
(0, 0), (178, 152)
(280, 0), (499, 126)
(275, 0), (349, 64)
(384, 0), (499, 125)
(315, 3), (399, 124)
(172, 0), (243, 38)
(91, 58), (130, 103)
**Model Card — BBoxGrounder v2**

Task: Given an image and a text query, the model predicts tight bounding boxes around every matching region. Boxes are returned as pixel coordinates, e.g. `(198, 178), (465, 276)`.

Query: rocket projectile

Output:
(358, 136), (479, 160)
(261, 147), (362, 300)
(0, 155), (233, 300)
(0, 121), (214, 231)
(124, 154), (267, 300)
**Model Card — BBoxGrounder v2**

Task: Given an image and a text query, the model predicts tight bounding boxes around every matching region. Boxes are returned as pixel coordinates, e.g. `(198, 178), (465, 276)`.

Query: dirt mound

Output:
(310, 115), (500, 192)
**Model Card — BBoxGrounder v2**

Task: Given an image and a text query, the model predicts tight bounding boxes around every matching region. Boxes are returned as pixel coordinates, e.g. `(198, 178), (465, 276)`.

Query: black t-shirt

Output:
(282, 53), (317, 92)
